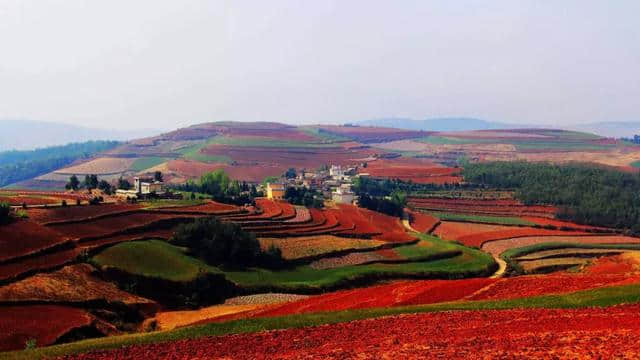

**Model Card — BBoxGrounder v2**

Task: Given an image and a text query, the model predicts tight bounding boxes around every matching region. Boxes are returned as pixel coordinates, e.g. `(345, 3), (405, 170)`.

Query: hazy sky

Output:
(1, 1), (638, 130)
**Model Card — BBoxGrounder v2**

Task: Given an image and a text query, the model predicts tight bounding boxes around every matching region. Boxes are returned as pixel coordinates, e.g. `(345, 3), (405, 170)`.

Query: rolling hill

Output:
(15, 121), (640, 190)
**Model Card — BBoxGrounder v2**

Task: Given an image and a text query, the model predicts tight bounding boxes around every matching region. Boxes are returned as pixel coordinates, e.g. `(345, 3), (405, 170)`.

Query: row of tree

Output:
(462, 161), (640, 232)
(283, 187), (324, 208)
(358, 191), (407, 217)
(173, 169), (261, 205)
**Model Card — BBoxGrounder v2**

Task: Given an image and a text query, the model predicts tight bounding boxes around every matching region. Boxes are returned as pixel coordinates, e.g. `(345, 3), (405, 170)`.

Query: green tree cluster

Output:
(170, 217), (283, 269)
(462, 161), (640, 232)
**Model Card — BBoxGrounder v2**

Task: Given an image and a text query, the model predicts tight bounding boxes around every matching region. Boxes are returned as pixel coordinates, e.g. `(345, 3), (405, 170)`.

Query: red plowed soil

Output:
(409, 197), (557, 217)
(49, 213), (190, 240)
(0, 305), (93, 352)
(256, 278), (495, 317)
(0, 248), (80, 282)
(364, 159), (462, 184)
(65, 304), (640, 359)
(407, 210), (439, 233)
(152, 201), (240, 214)
(456, 228), (590, 248)
(0, 220), (69, 263)
(27, 203), (142, 224)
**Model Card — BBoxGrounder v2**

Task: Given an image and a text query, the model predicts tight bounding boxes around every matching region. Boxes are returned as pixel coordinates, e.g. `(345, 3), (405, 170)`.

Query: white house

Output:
(332, 183), (355, 204)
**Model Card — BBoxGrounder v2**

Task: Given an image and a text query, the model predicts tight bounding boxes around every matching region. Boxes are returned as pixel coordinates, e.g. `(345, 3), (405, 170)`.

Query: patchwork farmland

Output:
(4, 122), (640, 359)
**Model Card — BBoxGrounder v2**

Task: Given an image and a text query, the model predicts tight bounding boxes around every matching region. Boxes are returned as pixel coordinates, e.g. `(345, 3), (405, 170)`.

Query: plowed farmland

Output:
(60, 304), (640, 360)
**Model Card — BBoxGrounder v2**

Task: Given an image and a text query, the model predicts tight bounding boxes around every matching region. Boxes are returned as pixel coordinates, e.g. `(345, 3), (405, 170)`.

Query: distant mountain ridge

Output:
(0, 119), (161, 151)
(354, 118), (518, 132)
(354, 117), (640, 138)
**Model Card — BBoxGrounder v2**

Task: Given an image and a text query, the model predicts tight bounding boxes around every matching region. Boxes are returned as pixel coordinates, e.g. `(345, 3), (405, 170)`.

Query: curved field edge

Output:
(88, 234), (496, 294)
(500, 242), (640, 275)
(7, 282), (640, 360)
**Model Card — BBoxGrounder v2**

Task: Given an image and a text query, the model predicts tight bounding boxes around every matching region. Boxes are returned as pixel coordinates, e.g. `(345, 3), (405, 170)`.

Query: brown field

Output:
(0, 220), (70, 263)
(0, 264), (156, 311)
(54, 157), (136, 175)
(258, 236), (386, 260)
(27, 203), (142, 224)
(0, 305), (95, 352)
(0, 249), (81, 283)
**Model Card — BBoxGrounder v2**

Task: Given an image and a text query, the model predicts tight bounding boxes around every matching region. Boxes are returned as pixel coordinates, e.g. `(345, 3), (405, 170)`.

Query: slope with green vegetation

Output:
(462, 161), (640, 231)
(0, 141), (120, 187)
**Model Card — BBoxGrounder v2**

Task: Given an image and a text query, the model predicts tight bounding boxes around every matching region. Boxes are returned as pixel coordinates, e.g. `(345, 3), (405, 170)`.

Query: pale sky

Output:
(0, 1), (638, 130)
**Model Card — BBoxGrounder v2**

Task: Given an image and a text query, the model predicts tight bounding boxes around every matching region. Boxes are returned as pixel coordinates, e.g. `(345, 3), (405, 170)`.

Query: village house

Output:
(116, 177), (165, 198)
(332, 183), (355, 204)
(266, 182), (286, 200)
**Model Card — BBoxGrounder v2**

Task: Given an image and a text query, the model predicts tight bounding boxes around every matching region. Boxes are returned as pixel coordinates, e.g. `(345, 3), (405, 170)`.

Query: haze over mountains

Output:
(355, 118), (640, 138)
(0, 119), (162, 151)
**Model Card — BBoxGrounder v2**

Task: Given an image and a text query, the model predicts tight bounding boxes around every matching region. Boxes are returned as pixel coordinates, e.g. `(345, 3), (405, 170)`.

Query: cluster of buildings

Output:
(265, 164), (362, 205)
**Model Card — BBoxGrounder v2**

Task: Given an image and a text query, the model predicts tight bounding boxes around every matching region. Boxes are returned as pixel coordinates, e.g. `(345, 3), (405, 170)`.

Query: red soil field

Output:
(68, 304), (640, 359)
(521, 216), (613, 232)
(284, 206), (311, 224)
(469, 272), (640, 301)
(0, 305), (94, 352)
(335, 204), (381, 236)
(0, 248), (80, 282)
(363, 159), (463, 184)
(27, 203), (142, 224)
(256, 278), (496, 317)
(407, 210), (439, 233)
(0, 220), (70, 263)
(200, 144), (374, 168)
(409, 197), (557, 217)
(0, 195), (58, 206)
(456, 228), (590, 248)
(362, 211), (414, 243)
(252, 199), (283, 219)
(271, 201), (296, 220)
(152, 201), (240, 214)
(48, 213), (193, 240)
(0, 264), (156, 312)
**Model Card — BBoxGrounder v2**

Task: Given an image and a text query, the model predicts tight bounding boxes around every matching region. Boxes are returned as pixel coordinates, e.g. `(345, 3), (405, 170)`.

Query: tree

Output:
(65, 175), (80, 191)
(84, 174), (98, 190)
(154, 171), (163, 182)
(98, 179), (113, 195)
(284, 168), (297, 179)
(0, 202), (10, 224)
(118, 177), (131, 190)
(170, 217), (283, 269)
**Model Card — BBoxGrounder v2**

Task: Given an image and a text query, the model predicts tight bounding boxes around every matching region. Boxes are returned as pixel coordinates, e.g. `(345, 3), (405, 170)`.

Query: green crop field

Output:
(426, 211), (534, 226)
(92, 240), (220, 282)
(224, 234), (495, 292)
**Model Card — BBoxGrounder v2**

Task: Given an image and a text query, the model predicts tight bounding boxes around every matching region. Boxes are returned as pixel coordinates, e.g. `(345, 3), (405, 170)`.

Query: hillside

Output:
(21, 121), (640, 190)
(0, 119), (160, 151)
(355, 117), (516, 131)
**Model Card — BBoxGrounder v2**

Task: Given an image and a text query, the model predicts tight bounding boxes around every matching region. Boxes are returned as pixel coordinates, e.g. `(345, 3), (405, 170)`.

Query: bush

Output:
(171, 217), (283, 269)
(0, 202), (10, 224)
(61, 200), (67, 207)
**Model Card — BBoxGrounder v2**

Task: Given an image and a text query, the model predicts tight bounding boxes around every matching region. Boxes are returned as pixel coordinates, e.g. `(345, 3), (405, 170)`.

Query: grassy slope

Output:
(91, 234), (494, 292)
(225, 234), (495, 292)
(9, 282), (640, 360)
(427, 211), (534, 226)
(92, 240), (220, 282)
